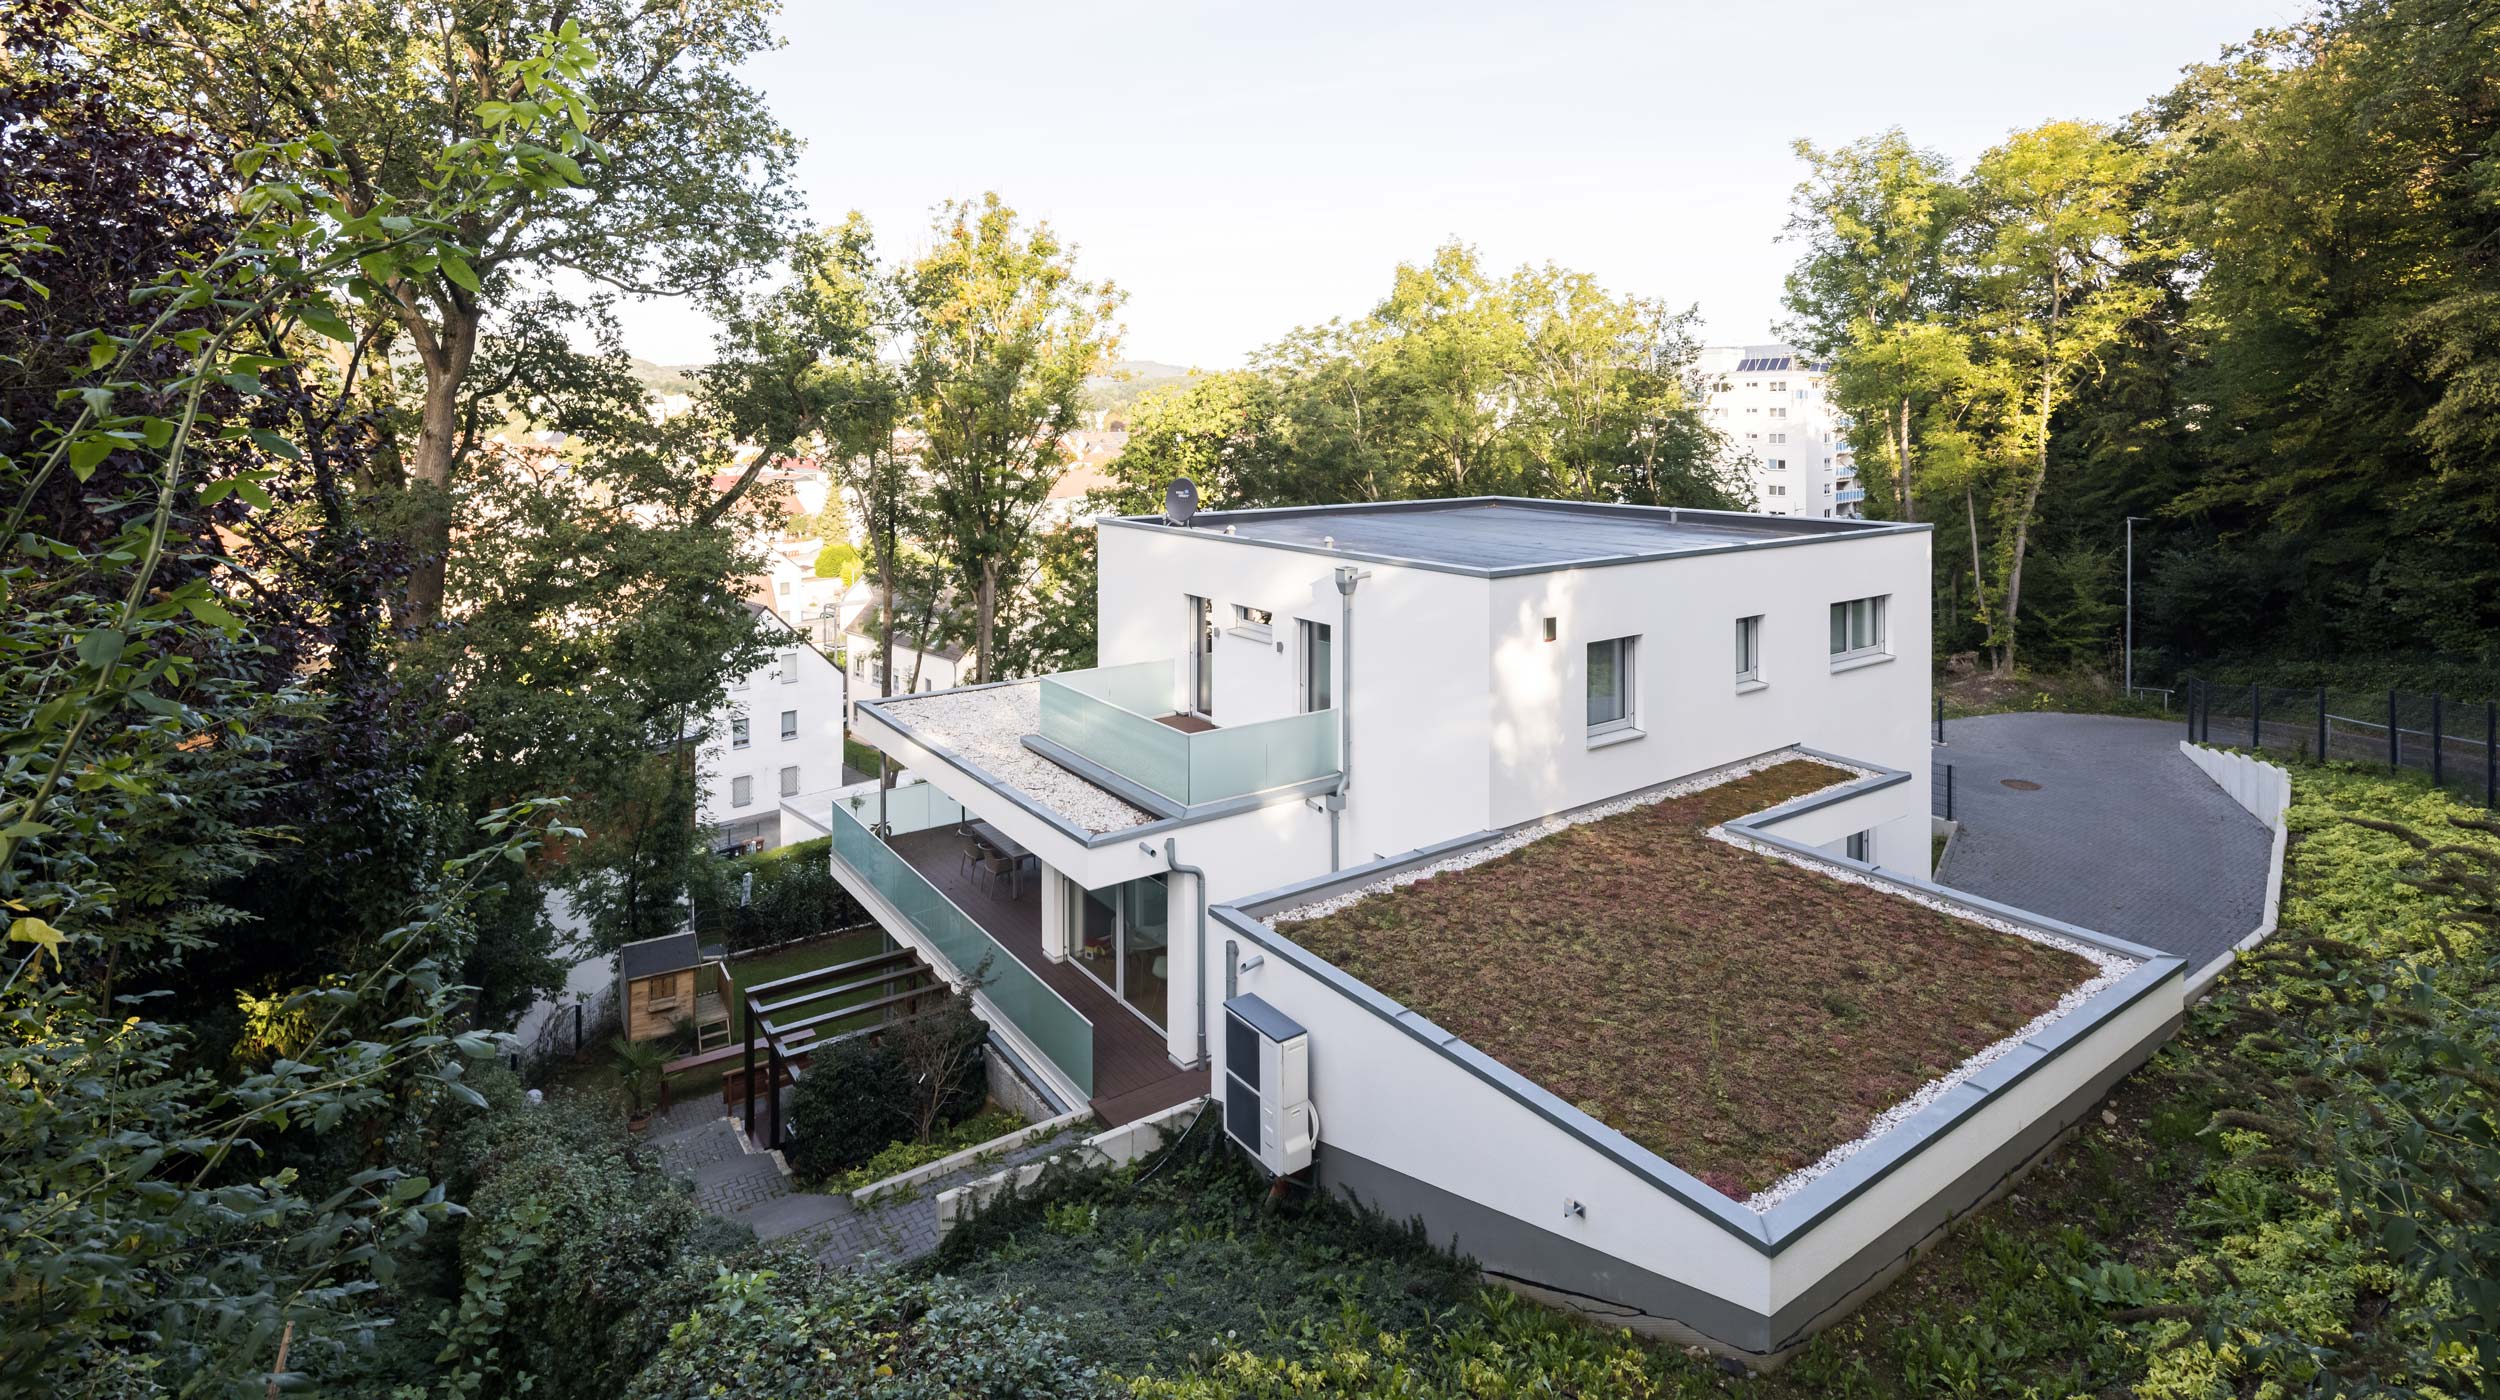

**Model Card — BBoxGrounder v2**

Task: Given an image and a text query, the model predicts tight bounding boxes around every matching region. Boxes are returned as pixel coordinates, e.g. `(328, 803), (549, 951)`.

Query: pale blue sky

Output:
(612, 0), (2304, 369)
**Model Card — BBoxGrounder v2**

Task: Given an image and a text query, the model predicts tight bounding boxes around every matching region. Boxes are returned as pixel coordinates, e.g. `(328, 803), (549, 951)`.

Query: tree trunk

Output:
(974, 558), (998, 685)
(1965, 484), (1992, 661)
(400, 302), (476, 631)
(1895, 395), (1915, 523)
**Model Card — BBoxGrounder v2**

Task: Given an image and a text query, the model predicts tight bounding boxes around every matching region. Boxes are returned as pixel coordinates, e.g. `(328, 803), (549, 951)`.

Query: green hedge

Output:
(431, 1080), (753, 1400)
(624, 1266), (1101, 1399)
(690, 835), (866, 953)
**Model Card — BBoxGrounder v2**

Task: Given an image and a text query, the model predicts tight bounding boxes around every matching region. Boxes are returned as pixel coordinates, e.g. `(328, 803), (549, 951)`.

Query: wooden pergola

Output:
(737, 945), (949, 1150)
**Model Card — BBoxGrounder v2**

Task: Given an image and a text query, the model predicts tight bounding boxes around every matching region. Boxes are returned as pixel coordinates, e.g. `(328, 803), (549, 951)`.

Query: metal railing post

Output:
(2250, 683), (2261, 751)
(1946, 764), (1955, 821)
(768, 1039), (783, 1150)
(1934, 695), (1943, 745)
(2431, 694), (2444, 788)
(2389, 691), (2401, 772)
(2316, 687), (2327, 765)
(2185, 680), (2197, 743)
(741, 1016), (756, 1141)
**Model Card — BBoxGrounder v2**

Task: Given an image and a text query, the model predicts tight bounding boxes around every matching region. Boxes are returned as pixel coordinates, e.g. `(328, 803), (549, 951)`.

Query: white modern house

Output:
(697, 603), (848, 853)
(801, 496), (2183, 1360)
(1697, 344), (1862, 519)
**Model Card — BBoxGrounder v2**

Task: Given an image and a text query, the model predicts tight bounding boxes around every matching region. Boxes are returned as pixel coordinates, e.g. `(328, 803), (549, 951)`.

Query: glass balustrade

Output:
(830, 790), (1093, 1096)
(1038, 660), (1340, 807)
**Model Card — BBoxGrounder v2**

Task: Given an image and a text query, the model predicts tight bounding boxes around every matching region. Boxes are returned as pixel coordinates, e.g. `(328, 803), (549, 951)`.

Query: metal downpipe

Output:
(1166, 837), (1211, 1066)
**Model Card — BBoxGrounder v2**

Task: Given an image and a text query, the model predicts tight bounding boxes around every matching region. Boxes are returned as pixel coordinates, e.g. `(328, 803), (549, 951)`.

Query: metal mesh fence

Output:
(2185, 679), (2498, 809)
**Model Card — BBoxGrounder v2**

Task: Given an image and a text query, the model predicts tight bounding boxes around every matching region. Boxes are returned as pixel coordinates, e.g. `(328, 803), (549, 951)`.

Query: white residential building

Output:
(795, 496), (2184, 1361)
(1697, 344), (1861, 519)
(842, 605), (974, 721)
(698, 603), (848, 853)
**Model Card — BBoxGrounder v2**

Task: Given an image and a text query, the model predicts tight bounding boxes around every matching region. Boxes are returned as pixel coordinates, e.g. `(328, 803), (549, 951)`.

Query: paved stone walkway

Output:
(1934, 712), (2271, 972)
(645, 1098), (1081, 1270)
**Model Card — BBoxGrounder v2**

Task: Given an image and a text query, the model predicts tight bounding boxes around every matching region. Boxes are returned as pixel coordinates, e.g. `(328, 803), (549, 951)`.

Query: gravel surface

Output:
(880, 683), (1152, 835)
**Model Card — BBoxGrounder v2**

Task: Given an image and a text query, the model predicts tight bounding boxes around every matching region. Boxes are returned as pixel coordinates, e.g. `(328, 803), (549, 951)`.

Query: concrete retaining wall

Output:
(934, 1098), (1205, 1238)
(2178, 743), (2292, 994)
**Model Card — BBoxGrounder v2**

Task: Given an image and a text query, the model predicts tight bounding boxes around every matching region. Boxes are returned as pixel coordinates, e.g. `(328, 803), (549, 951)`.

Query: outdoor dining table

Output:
(966, 820), (1036, 898)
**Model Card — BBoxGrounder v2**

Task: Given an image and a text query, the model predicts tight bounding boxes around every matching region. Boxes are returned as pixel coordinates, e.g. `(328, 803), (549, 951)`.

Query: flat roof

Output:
(1103, 497), (1925, 577)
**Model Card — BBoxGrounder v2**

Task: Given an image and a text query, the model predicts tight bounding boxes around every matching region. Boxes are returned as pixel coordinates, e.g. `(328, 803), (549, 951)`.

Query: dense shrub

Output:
(431, 1079), (754, 1400)
(936, 1116), (1478, 1380)
(691, 836), (866, 952)
(786, 1037), (916, 1179)
(624, 1265), (1103, 1399)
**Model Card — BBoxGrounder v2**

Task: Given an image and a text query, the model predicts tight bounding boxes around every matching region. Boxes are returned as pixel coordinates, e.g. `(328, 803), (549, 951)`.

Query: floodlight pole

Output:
(2124, 517), (2148, 696)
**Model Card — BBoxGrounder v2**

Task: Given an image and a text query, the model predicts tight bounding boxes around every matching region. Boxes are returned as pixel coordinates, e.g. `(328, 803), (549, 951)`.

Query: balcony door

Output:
(1071, 875), (1170, 1030)
(1184, 595), (1214, 719)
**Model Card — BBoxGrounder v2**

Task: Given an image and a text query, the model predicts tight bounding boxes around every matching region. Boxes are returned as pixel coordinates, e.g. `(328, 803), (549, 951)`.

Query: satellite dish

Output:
(1163, 477), (1199, 527)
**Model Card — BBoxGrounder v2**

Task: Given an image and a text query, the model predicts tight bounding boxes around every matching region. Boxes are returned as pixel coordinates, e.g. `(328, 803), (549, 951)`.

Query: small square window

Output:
(1846, 830), (1871, 862)
(780, 765), (800, 797)
(1586, 636), (1636, 735)
(1735, 615), (1763, 683)
(731, 715), (751, 749)
(1829, 595), (1889, 662)
(730, 775), (753, 808)
(780, 709), (798, 740)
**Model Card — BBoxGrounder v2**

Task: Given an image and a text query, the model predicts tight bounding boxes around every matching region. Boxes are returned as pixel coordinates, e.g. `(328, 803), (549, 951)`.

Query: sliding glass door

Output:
(1069, 874), (1170, 1029)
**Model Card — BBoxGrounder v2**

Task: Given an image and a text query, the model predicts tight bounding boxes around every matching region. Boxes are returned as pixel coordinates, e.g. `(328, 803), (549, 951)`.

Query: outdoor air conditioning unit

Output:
(1223, 993), (1316, 1175)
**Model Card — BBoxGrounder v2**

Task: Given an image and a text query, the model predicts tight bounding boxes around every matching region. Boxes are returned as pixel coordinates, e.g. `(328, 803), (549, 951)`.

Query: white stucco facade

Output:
(697, 605), (848, 852)
(1697, 344), (1861, 519)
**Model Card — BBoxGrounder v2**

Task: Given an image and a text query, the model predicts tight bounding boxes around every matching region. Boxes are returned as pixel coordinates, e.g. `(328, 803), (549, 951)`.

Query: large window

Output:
(1070, 875), (1170, 1028)
(1298, 618), (1332, 713)
(1735, 615), (1763, 684)
(730, 714), (751, 749)
(779, 709), (798, 740)
(779, 647), (799, 682)
(1586, 636), (1636, 735)
(730, 774), (753, 808)
(1829, 595), (1888, 662)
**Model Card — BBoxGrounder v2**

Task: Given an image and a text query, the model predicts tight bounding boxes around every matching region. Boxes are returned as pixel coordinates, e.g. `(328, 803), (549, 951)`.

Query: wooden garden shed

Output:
(618, 932), (702, 1044)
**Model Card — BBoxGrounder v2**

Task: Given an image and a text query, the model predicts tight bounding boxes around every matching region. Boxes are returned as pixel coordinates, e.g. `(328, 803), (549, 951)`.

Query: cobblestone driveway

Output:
(1935, 711), (2270, 972)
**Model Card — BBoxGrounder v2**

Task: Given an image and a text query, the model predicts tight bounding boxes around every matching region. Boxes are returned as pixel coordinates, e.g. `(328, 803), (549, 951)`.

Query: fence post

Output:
(2389, 690), (2400, 772)
(2250, 683), (2261, 751)
(1934, 695), (1943, 745)
(2185, 680), (2197, 743)
(573, 1002), (584, 1056)
(1947, 764), (1955, 821)
(2316, 687), (2327, 766)
(2487, 701), (2496, 811)
(742, 1018), (756, 1141)
(2431, 694), (2445, 788)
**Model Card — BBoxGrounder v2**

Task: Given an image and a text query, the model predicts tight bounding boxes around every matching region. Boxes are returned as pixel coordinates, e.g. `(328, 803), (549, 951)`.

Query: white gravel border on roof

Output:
(1272, 748), (1871, 926)
(878, 683), (1151, 836)
(1706, 825), (2139, 1213)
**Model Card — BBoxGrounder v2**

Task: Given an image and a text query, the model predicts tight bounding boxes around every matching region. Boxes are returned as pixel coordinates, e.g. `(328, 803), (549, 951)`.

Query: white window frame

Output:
(1229, 604), (1274, 644)
(1585, 636), (1637, 738)
(730, 714), (751, 749)
(1829, 595), (1889, 664)
(779, 708), (799, 741)
(1735, 615), (1763, 686)
(779, 765), (800, 797)
(779, 647), (799, 683)
(730, 774), (754, 808)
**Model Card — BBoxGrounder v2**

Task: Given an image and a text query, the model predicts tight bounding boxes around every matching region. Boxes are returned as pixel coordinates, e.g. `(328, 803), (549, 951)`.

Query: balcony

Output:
(1835, 487), (1866, 504)
(1036, 659), (1339, 810)
(828, 781), (1208, 1123)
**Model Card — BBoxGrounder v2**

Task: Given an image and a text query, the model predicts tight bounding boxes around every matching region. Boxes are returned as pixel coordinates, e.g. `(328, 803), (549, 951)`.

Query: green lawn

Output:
(718, 927), (895, 1042)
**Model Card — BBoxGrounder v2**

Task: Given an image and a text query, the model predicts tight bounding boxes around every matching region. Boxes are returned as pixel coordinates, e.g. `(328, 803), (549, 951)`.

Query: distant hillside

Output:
(629, 358), (704, 397)
(1084, 359), (1193, 417)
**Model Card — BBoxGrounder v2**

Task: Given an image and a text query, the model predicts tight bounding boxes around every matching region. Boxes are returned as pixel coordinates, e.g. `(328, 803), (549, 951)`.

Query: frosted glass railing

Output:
(1038, 660), (1341, 807)
(840, 782), (964, 839)
(829, 792), (1093, 1096)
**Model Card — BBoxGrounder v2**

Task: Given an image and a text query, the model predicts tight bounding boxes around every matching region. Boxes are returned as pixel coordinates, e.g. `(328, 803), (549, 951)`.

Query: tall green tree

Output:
(90, 0), (800, 629)
(908, 194), (1123, 679)
(1782, 131), (1964, 522)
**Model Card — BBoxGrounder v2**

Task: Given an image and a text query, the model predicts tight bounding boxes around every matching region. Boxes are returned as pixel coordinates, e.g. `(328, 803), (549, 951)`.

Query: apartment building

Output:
(697, 603), (848, 853)
(1696, 344), (1862, 519)
(796, 496), (2182, 1359)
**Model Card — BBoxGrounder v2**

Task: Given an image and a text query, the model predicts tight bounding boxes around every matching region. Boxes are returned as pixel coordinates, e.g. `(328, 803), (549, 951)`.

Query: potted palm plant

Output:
(613, 1036), (669, 1133)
